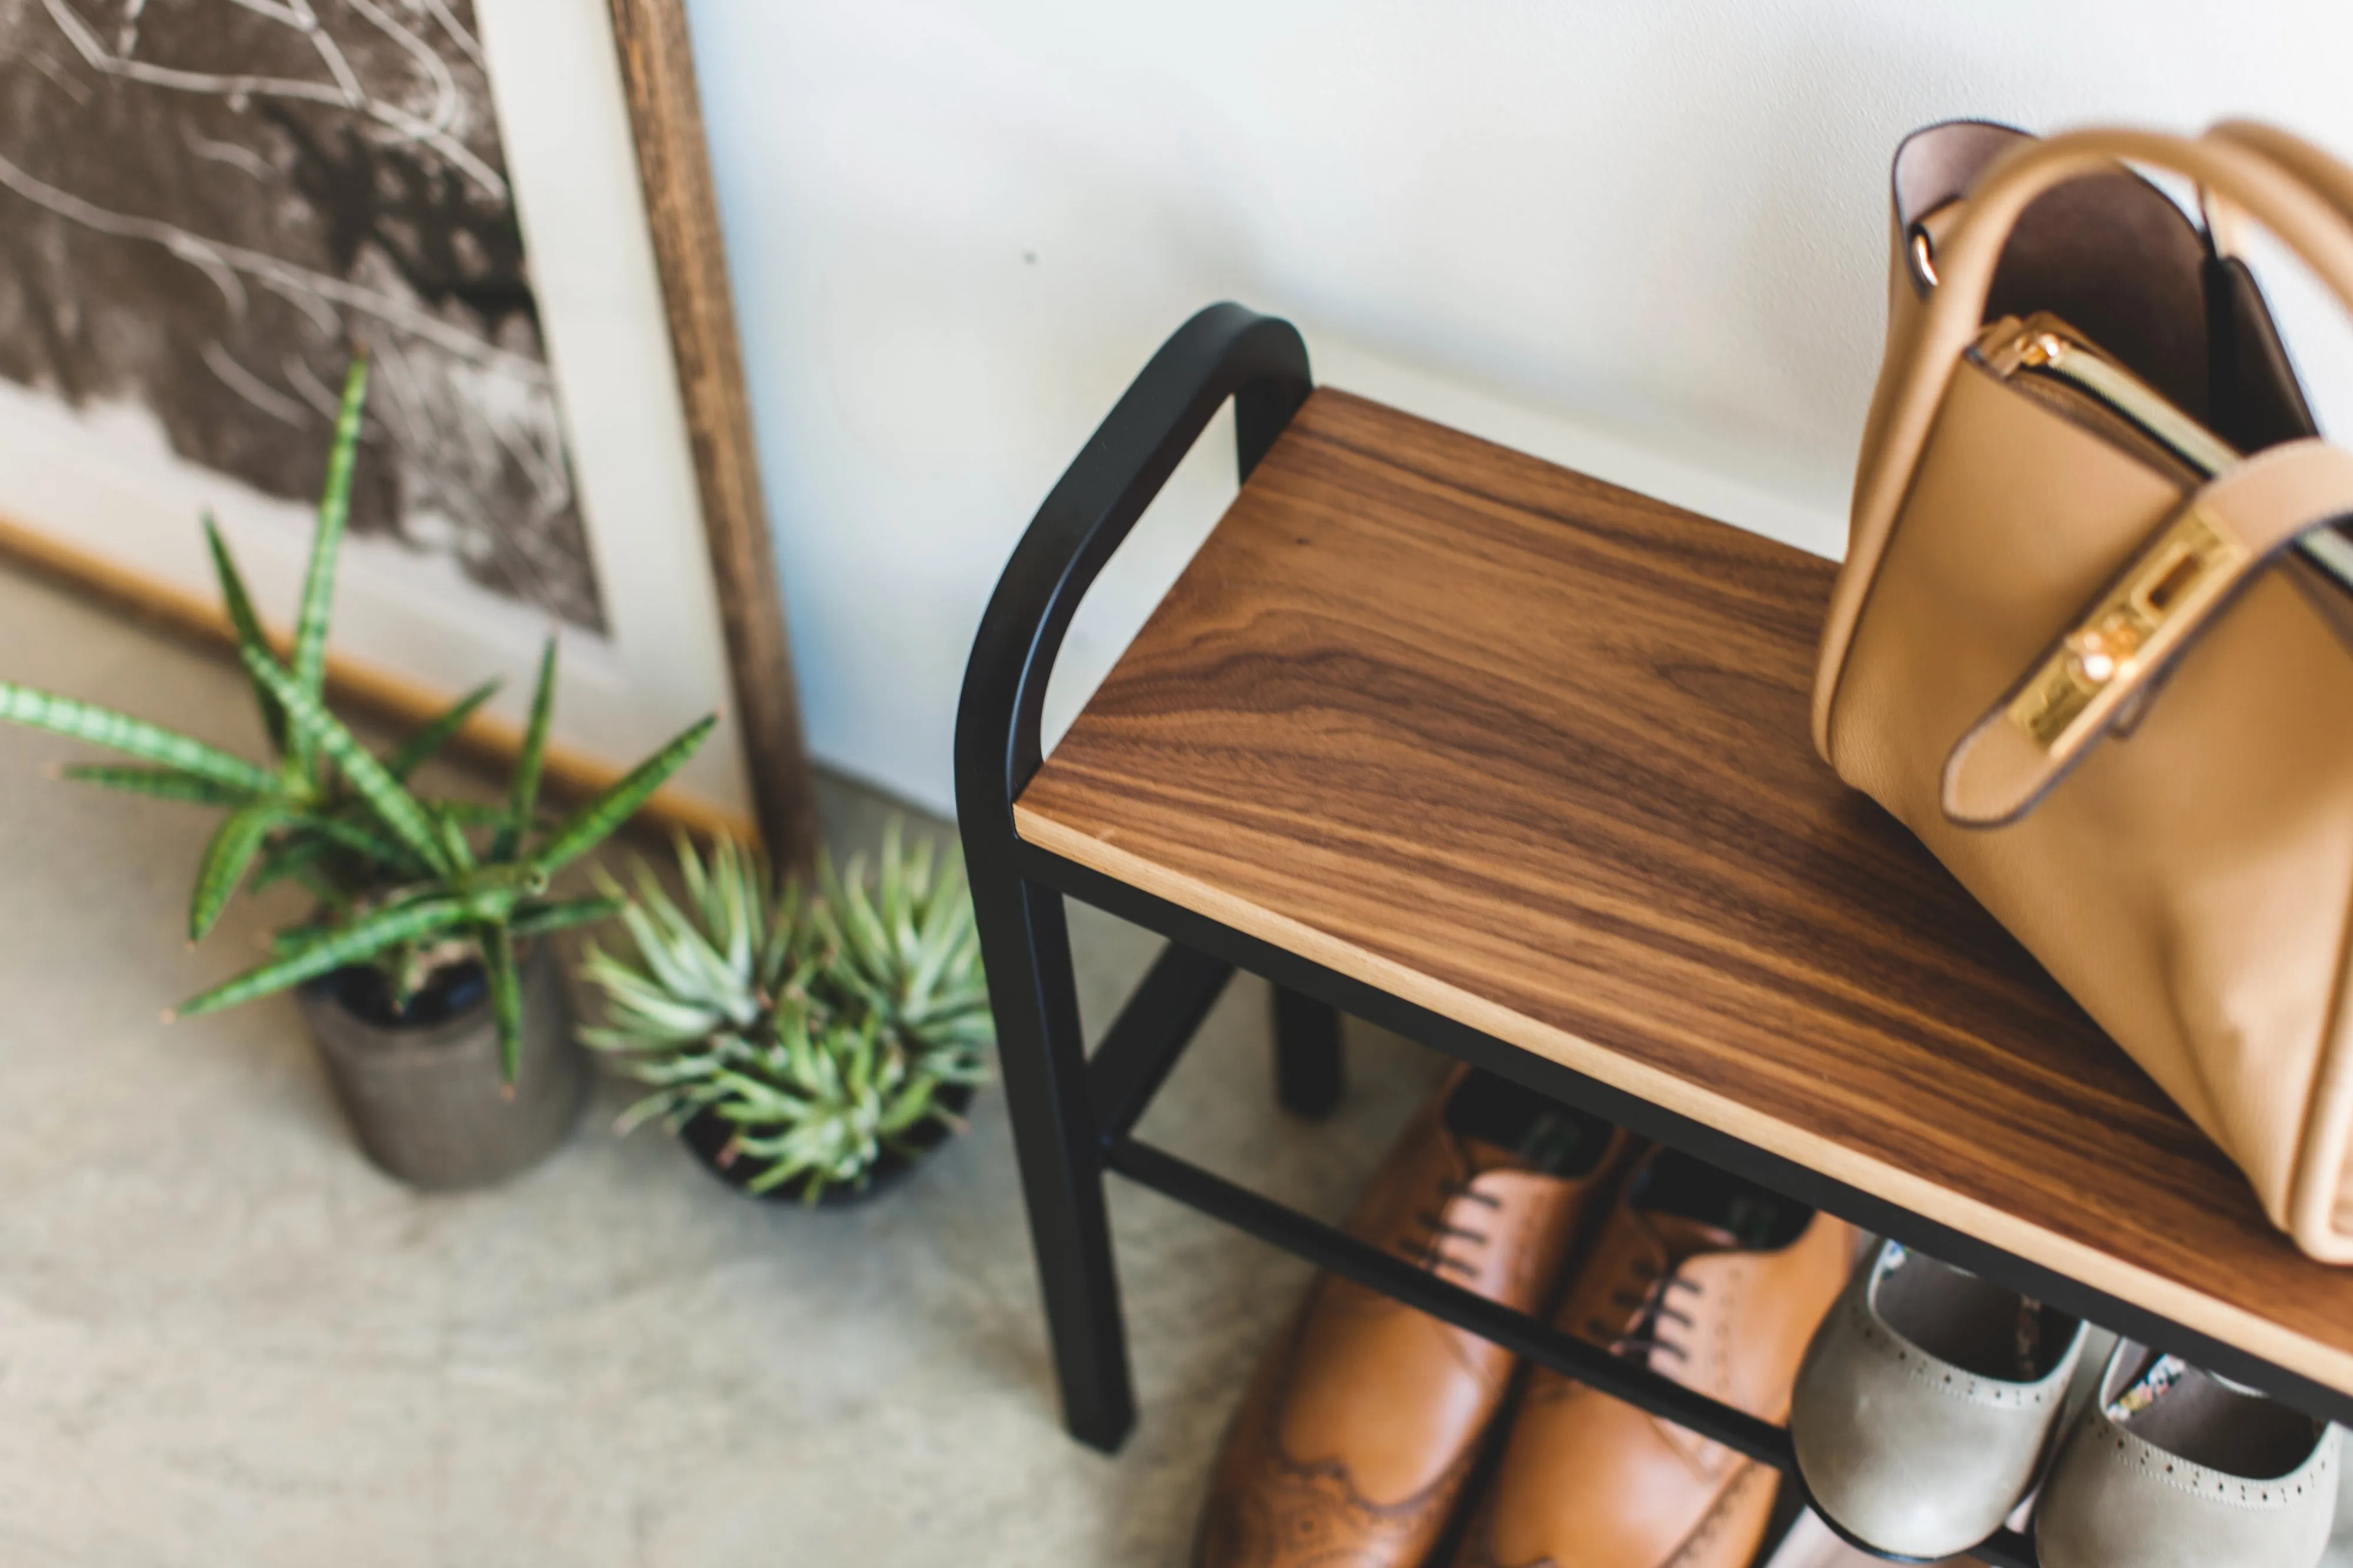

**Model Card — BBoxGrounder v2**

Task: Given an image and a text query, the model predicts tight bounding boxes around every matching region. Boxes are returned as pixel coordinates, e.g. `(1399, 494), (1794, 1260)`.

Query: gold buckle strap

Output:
(2007, 506), (2249, 754)
(1941, 438), (2353, 829)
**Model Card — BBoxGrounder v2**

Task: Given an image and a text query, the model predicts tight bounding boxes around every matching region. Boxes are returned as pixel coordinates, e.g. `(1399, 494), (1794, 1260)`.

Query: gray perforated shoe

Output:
(1789, 1241), (2087, 1560)
(2034, 1343), (2338, 1568)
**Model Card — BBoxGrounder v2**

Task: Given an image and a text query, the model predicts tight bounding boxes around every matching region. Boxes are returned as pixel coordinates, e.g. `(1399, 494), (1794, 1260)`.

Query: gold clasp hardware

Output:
(2017, 330), (2067, 370)
(2008, 506), (2248, 752)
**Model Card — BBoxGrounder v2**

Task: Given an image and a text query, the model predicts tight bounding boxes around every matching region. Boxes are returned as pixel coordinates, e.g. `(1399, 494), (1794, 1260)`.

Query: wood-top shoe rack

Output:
(954, 305), (2353, 1568)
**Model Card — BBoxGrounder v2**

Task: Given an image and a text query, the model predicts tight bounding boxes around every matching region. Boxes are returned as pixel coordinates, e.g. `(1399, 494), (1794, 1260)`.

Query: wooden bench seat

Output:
(1014, 386), (2353, 1400)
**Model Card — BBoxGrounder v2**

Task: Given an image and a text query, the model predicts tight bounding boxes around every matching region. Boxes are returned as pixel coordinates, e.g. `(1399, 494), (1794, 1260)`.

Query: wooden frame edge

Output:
(0, 509), (757, 844)
(605, 0), (818, 868)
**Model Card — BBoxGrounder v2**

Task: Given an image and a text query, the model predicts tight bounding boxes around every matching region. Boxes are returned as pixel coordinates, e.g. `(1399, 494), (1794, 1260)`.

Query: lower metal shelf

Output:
(1106, 1133), (2039, 1568)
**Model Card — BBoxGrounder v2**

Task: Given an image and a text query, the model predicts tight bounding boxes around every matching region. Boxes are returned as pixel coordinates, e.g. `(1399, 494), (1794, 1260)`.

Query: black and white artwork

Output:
(0, 0), (606, 630)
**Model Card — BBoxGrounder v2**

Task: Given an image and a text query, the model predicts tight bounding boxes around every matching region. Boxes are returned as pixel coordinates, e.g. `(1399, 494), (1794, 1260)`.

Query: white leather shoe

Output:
(2034, 1343), (2338, 1568)
(1789, 1241), (2086, 1560)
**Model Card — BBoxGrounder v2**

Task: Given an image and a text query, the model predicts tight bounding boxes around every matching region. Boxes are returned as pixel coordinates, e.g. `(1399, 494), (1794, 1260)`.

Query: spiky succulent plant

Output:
(0, 353), (714, 1080)
(581, 822), (992, 1202)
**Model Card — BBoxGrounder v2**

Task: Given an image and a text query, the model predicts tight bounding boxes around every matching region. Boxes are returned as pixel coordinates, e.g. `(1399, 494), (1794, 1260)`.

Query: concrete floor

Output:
(0, 561), (1446, 1566)
(3, 560), (2348, 1567)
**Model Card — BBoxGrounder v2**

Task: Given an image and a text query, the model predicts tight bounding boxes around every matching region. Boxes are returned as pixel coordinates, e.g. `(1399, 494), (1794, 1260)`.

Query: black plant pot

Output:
(295, 940), (588, 1190)
(677, 1082), (974, 1206)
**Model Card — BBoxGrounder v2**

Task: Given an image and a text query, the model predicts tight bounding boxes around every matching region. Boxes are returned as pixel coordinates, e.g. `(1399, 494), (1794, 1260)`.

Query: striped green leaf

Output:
(188, 801), (281, 942)
(494, 637), (558, 861)
(1, 683), (274, 793)
(249, 834), (324, 895)
(534, 714), (715, 874)
(300, 806), (422, 875)
(249, 837), (349, 909)
(285, 861), (348, 913)
(286, 355), (368, 781)
(485, 923), (523, 1083)
(385, 678), (498, 780)
(456, 885), (526, 930)
(434, 805), (476, 873)
(239, 646), (450, 876)
(294, 356), (367, 700)
(507, 895), (622, 941)
(269, 920), (338, 959)
(202, 516), (289, 756)
(169, 896), (469, 1019)
(59, 764), (260, 808)
(462, 862), (549, 900)
(439, 799), (533, 827)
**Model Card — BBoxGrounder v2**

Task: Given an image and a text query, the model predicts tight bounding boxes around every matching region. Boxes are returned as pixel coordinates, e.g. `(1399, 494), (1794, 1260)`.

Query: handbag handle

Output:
(1815, 125), (2353, 765)
(2211, 120), (2353, 238)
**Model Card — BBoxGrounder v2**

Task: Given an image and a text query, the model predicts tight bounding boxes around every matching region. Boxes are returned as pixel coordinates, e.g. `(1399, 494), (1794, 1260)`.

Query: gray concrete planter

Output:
(295, 941), (587, 1190)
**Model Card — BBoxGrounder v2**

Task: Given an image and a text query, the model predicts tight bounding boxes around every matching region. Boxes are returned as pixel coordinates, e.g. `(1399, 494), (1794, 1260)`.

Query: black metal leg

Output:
(981, 876), (1134, 1450)
(1273, 986), (1344, 1118)
(956, 305), (1312, 1446)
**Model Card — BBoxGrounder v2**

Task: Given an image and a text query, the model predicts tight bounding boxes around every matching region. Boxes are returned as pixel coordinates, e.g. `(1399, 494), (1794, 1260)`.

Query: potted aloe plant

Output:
(581, 822), (991, 1204)
(0, 356), (714, 1189)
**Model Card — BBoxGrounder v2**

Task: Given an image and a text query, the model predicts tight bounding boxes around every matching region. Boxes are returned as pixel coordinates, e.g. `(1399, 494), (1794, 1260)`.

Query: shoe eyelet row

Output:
(2092, 1417), (2331, 1508)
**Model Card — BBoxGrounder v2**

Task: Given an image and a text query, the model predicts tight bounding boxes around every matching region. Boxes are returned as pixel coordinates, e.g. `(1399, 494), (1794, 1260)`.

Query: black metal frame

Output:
(954, 303), (2353, 1568)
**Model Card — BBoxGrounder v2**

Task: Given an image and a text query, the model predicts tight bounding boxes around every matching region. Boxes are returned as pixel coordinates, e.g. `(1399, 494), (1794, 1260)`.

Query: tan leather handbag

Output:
(1815, 119), (2353, 1261)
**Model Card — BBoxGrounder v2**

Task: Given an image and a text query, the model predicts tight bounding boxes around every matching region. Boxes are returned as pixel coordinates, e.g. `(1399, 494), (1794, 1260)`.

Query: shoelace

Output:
(1395, 1177), (1500, 1281)
(1588, 1253), (1703, 1365)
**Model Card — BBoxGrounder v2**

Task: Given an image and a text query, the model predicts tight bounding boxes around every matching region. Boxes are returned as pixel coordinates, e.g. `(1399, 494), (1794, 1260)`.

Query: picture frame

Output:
(0, 0), (813, 858)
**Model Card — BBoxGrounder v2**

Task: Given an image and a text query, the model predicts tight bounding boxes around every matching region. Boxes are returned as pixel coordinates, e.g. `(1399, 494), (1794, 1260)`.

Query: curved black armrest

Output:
(954, 303), (1312, 833)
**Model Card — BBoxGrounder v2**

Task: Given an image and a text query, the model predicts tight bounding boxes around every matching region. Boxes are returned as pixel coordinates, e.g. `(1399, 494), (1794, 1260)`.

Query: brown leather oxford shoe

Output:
(1450, 1148), (1854, 1568)
(1194, 1066), (1640, 1568)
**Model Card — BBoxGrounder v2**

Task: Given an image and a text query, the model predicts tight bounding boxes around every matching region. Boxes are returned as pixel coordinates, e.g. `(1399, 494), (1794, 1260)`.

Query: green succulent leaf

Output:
(270, 920), (341, 959)
(494, 636), (558, 861)
(758, 879), (802, 993)
(202, 516), (289, 757)
(171, 896), (469, 1019)
(533, 713), (715, 874)
(292, 355), (368, 716)
(879, 1076), (938, 1135)
(188, 800), (282, 942)
(676, 829), (712, 913)
(611, 1086), (690, 1135)
(58, 764), (260, 808)
(299, 804), (424, 874)
(579, 945), (730, 1040)
(576, 819), (988, 1193)
(711, 835), (756, 977)
(249, 833), (330, 896)
(434, 806), (476, 873)
(507, 895), (622, 942)
(239, 645), (450, 876)
(1, 683), (275, 793)
(614, 890), (720, 1012)
(462, 862), (550, 900)
(286, 862), (351, 914)
(385, 678), (499, 780)
(484, 923), (522, 1084)
(438, 799), (534, 827)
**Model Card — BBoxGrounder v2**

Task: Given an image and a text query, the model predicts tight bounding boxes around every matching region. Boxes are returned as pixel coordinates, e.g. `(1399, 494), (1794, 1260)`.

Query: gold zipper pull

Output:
(2017, 330), (2067, 370)
(1984, 312), (2238, 479)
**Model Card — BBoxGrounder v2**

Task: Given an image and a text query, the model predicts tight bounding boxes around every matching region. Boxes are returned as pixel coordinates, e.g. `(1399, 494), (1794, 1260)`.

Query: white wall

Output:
(681, 0), (2353, 819)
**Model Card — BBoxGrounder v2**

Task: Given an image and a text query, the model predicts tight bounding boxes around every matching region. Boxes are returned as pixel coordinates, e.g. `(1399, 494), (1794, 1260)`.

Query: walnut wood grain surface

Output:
(1015, 389), (2353, 1394)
